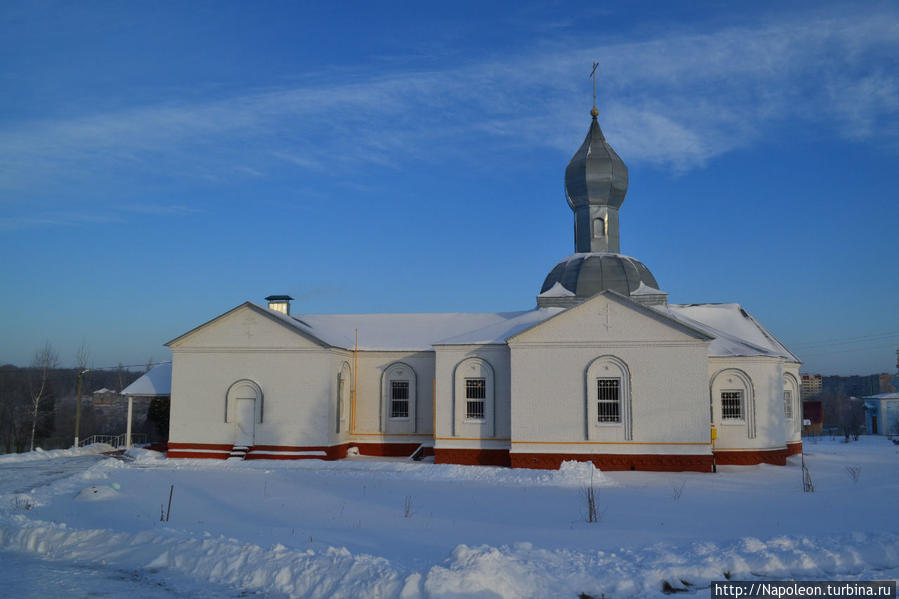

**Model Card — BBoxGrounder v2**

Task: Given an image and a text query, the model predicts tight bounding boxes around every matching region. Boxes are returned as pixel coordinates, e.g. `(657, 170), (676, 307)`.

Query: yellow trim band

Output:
(511, 440), (711, 446)
(434, 437), (511, 441)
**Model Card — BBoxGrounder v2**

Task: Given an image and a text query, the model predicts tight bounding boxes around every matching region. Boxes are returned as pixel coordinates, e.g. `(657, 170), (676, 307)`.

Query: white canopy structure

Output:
(122, 363), (172, 397)
(120, 363), (171, 448)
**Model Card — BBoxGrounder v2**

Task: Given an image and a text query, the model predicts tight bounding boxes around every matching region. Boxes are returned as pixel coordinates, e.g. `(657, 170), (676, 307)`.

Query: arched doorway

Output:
(226, 380), (262, 447)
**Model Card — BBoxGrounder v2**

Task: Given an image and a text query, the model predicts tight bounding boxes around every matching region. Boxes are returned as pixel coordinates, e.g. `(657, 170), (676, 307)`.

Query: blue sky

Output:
(1, 1), (897, 376)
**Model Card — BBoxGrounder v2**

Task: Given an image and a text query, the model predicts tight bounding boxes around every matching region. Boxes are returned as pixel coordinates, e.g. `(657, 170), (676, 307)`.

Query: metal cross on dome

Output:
(590, 61), (599, 109)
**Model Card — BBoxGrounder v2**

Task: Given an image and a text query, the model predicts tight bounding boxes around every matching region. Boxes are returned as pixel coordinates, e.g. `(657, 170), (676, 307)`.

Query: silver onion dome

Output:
(540, 253), (659, 298)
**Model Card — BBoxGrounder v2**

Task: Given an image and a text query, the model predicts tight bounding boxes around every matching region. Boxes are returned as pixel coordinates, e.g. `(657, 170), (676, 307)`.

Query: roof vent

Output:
(265, 295), (293, 315)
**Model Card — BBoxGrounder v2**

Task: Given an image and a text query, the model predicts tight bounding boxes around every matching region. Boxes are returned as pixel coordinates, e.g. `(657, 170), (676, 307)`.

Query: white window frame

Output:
(464, 377), (486, 421)
(596, 377), (621, 423)
(390, 380), (410, 420)
(784, 389), (793, 419)
(720, 389), (744, 422)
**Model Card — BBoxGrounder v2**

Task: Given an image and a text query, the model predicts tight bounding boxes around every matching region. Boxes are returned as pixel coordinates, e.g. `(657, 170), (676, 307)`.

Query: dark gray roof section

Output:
(540, 253), (659, 298)
(265, 295), (294, 301)
(565, 115), (628, 210)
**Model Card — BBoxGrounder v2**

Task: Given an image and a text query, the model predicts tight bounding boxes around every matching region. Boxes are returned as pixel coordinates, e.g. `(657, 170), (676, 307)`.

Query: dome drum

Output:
(538, 253), (663, 307)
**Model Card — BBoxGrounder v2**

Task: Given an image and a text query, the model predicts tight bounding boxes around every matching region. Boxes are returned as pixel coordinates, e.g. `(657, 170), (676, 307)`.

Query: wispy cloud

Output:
(0, 211), (124, 231)
(0, 6), (896, 197)
(117, 203), (203, 216)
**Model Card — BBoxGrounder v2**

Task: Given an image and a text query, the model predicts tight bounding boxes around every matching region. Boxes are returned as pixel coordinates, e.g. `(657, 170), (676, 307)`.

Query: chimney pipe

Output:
(265, 295), (293, 315)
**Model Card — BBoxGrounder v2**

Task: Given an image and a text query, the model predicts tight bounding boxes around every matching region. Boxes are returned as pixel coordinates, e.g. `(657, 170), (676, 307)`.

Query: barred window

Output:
(597, 378), (620, 423)
(465, 378), (486, 420)
(721, 390), (743, 420)
(784, 389), (793, 419)
(391, 380), (409, 418)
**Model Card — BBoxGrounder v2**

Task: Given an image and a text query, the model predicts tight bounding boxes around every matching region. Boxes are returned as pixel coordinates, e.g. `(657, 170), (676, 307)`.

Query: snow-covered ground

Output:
(1, 438), (897, 598)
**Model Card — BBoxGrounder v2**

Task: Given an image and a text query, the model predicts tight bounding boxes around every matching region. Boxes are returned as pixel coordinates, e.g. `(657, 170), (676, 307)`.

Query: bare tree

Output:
(75, 341), (90, 372)
(28, 341), (59, 452)
(116, 362), (126, 392)
(145, 356), (155, 374)
(74, 341), (91, 447)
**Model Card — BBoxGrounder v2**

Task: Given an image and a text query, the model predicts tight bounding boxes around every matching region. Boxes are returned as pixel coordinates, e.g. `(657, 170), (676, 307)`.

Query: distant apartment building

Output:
(801, 374), (823, 398)
(879, 373), (896, 394)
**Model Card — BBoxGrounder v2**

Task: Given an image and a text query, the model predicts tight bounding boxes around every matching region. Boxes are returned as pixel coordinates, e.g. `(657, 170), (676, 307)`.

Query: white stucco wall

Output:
(168, 305), (338, 448)
(508, 294), (712, 456)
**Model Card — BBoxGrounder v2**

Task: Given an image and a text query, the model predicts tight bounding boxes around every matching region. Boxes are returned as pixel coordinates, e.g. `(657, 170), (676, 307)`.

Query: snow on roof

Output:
(630, 281), (665, 296)
(864, 392), (899, 400)
(92, 387), (112, 394)
(121, 363), (172, 397)
(654, 303), (799, 360)
(258, 301), (796, 359)
(278, 308), (546, 351)
(435, 307), (565, 345)
(538, 282), (575, 298)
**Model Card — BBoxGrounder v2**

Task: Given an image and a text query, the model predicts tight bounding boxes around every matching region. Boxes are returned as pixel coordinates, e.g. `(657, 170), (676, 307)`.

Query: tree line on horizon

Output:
(0, 342), (168, 454)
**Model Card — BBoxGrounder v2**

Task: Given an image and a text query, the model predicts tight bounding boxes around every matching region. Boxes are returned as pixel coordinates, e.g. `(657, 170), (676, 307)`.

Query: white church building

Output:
(165, 103), (802, 471)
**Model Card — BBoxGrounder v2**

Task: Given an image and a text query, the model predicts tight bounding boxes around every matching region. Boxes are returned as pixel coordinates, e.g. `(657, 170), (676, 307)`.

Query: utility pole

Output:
(74, 369), (89, 447)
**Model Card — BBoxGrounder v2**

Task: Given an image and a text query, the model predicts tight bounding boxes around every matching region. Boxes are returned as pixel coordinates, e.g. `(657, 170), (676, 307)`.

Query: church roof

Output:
(282, 308), (558, 351)
(175, 300), (797, 361)
(277, 300), (797, 359)
(655, 303), (800, 361)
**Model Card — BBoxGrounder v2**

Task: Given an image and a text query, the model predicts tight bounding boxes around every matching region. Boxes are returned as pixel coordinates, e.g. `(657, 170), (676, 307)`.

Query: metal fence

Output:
(78, 433), (147, 449)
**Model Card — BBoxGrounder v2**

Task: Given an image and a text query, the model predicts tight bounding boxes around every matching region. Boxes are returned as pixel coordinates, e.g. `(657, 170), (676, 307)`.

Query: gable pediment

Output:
(509, 292), (712, 345)
(167, 303), (328, 350)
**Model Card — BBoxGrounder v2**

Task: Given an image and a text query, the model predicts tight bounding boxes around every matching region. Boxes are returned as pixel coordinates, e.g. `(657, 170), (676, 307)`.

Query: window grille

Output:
(721, 390), (743, 420)
(784, 389), (793, 419)
(465, 378), (486, 420)
(391, 380), (409, 418)
(597, 378), (620, 423)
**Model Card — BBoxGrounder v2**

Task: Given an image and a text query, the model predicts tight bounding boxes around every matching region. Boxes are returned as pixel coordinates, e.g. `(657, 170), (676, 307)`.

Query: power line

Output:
(789, 331), (899, 349)
(797, 342), (899, 358)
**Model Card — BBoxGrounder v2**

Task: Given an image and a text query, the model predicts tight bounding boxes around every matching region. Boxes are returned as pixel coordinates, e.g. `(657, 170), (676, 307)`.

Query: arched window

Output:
(709, 369), (756, 439)
(593, 217), (605, 238)
(380, 362), (417, 433)
(784, 373), (800, 433)
(585, 356), (632, 440)
(337, 362), (351, 434)
(453, 357), (495, 437)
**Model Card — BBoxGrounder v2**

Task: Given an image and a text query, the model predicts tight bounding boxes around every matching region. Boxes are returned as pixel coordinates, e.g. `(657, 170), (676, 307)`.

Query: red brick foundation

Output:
(714, 447), (789, 466)
(510, 452), (714, 472)
(434, 448), (511, 467)
(167, 442), (231, 459)
(354, 442), (426, 457)
(786, 441), (803, 456)
(167, 441), (429, 460)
